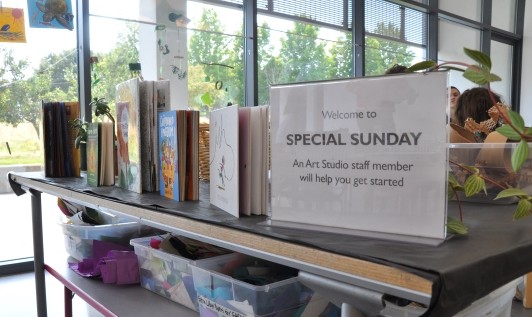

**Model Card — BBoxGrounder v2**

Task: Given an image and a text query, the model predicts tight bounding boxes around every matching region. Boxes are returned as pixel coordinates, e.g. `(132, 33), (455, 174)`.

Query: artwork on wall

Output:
(0, 7), (26, 43)
(27, 0), (74, 31)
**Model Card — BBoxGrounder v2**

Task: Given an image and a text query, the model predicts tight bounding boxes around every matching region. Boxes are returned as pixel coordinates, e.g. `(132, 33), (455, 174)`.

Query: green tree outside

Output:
(365, 22), (415, 76)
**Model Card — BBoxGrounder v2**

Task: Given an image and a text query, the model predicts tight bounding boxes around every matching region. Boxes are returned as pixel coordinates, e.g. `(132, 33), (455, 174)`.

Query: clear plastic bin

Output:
(449, 142), (532, 204)
(131, 236), (235, 312)
(60, 209), (149, 261)
(191, 255), (319, 317)
(380, 277), (522, 317)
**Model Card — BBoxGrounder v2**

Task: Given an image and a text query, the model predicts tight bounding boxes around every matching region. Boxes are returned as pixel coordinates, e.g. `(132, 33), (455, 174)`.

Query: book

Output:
(209, 105), (269, 217)
(139, 80), (156, 192)
(116, 78), (142, 193)
(41, 101), (80, 177)
(185, 110), (199, 201)
(86, 122), (114, 186)
(158, 110), (199, 202)
(159, 111), (180, 201)
(116, 79), (171, 194)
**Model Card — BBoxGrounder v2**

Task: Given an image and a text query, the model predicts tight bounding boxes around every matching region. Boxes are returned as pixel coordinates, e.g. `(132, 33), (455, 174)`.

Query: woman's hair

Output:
(385, 64), (408, 74)
(451, 86), (460, 94)
(454, 87), (501, 127)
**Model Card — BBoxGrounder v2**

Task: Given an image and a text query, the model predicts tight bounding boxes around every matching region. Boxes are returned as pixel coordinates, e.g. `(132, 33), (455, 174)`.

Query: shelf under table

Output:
(44, 255), (198, 317)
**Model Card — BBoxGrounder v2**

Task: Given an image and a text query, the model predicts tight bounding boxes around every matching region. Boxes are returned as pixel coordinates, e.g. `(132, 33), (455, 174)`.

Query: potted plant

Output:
(68, 118), (88, 171)
(405, 48), (532, 235)
(90, 97), (115, 124)
(90, 96), (118, 176)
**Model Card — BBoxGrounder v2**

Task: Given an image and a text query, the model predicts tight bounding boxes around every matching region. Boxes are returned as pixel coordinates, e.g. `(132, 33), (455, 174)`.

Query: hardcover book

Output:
(158, 110), (199, 201)
(158, 111), (180, 201)
(116, 78), (142, 193)
(209, 105), (269, 217)
(86, 122), (114, 186)
(41, 101), (80, 177)
(209, 105), (240, 217)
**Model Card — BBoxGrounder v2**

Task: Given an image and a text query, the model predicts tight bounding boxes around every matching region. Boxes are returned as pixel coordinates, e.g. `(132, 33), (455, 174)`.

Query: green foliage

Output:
(463, 174), (487, 197)
(365, 22), (415, 76)
(90, 97), (114, 123)
(514, 199), (532, 220)
(279, 21), (329, 83)
(68, 118), (88, 149)
(446, 216), (468, 235)
(421, 47), (532, 233)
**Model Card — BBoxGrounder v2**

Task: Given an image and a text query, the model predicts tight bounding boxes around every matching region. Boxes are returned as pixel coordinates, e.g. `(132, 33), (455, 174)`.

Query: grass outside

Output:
(0, 122), (42, 166)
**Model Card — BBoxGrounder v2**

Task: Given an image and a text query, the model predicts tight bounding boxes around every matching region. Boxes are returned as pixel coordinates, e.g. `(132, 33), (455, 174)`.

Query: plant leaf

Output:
(511, 140), (529, 172)
(495, 188), (530, 199)
(463, 67), (489, 85)
(488, 73), (501, 82)
(439, 66), (466, 72)
(509, 110), (525, 130)
(446, 216), (468, 235)
(200, 92), (214, 105)
(464, 174), (485, 197)
(496, 125), (522, 141)
(407, 60), (436, 72)
(514, 198), (532, 220)
(464, 48), (492, 69)
(447, 173), (464, 193)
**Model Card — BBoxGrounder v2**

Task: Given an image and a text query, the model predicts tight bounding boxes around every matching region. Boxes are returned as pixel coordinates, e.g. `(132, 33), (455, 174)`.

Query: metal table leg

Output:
(64, 286), (73, 317)
(31, 189), (47, 317)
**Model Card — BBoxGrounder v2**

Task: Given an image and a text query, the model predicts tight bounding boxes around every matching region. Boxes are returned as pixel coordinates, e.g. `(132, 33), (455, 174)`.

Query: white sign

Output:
(270, 72), (449, 240)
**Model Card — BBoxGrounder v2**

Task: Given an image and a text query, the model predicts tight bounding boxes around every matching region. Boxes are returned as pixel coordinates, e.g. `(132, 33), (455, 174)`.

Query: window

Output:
(438, 19), (481, 92)
(364, 0), (427, 75)
(492, 0), (516, 33)
(0, 0), (78, 269)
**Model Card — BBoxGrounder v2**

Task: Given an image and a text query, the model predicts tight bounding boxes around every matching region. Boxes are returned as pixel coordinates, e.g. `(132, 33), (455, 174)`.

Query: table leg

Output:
(523, 272), (532, 308)
(31, 189), (47, 317)
(64, 286), (73, 317)
(341, 302), (367, 317)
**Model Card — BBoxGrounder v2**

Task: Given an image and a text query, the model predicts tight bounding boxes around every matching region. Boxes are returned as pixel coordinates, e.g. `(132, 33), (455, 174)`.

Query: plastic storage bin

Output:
(380, 277), (522, 317)
(131, 236), (235, 312)
(448, 142), (532, 203)
(191, 255), (320, 317)
(60, 209), (149, 261)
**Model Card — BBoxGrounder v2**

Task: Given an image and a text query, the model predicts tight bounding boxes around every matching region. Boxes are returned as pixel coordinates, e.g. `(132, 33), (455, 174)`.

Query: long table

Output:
(9, 171), (532, 316)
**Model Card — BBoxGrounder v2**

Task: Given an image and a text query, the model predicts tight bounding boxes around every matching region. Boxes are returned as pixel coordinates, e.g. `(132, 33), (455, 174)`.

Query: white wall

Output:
(520, 2), (532, 125)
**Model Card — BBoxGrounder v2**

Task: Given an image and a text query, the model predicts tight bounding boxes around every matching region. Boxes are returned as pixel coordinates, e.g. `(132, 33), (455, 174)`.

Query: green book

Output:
(86, 122), (114, 186)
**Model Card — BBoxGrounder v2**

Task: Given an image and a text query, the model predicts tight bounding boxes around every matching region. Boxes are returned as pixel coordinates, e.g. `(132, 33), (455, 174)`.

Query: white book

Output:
(209, 105), (240, 217)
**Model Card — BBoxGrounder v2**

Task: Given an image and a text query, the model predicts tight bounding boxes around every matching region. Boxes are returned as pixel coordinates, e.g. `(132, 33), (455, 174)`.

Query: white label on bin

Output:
(197, 295), (252, 317)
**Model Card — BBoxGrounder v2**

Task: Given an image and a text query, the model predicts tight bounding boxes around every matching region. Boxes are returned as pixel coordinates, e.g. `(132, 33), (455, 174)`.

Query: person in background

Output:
(449, 86), (461, 124)
(454, 87), (505, 141)
(385, 64), (408, 74)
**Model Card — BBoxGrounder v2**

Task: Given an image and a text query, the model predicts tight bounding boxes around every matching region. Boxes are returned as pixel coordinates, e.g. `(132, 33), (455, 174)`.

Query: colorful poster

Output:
(27, 0), (74, 31)
(0, 7), (26, 43)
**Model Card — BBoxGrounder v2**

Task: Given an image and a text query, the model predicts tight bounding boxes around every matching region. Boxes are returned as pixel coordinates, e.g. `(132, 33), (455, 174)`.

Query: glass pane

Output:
(490, 41), (513, 105)
(438, 19), (480, 92)
(439, 0), (482, 21)
(0, 0), (78, 262)
(187, 2), (244, 111)
(88, 0), (245, 120)
(365, 37), (425, 76)
(492, 0), (516, 32)
(257, 15), (351, 105)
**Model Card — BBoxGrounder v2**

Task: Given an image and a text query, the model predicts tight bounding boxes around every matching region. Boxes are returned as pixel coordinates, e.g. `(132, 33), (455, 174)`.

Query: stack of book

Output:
(41, 101), (80, 177)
